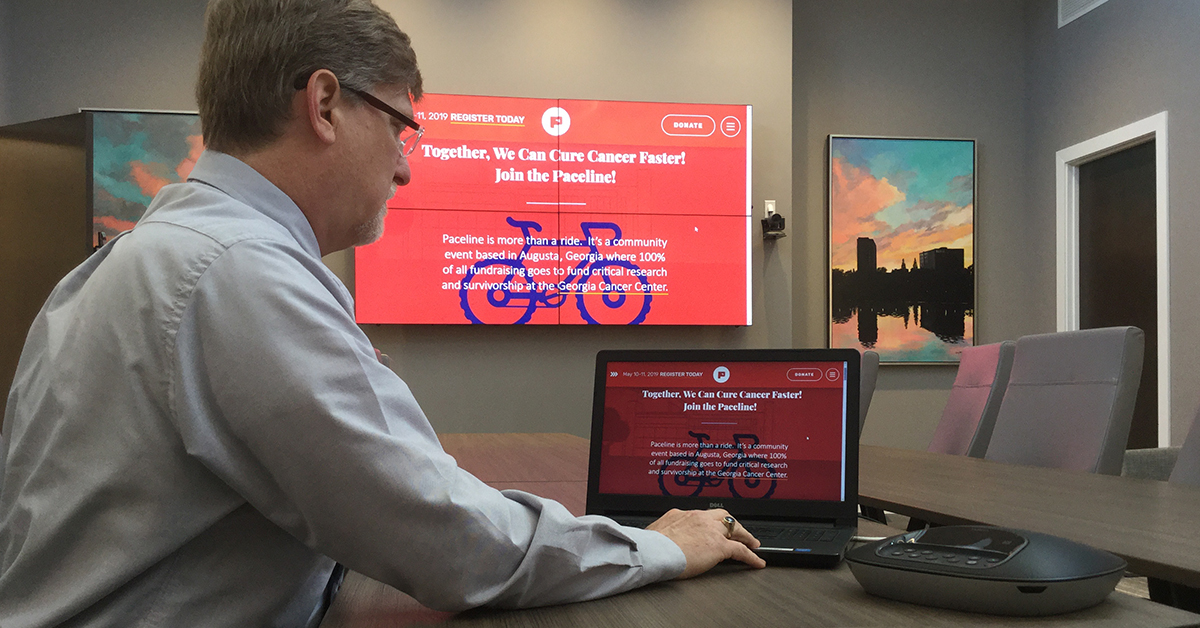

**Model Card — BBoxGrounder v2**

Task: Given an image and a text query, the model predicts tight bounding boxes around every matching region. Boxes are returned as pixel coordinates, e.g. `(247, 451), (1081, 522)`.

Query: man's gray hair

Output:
(196, 0), (423, 155)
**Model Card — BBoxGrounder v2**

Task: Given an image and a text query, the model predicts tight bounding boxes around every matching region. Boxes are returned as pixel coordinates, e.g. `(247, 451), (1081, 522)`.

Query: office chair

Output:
(1168, 405), (1200, 486)
(1119, 387), (1200, 482)
(927, 341), (1016, 458)
(857, 350), (886, 523)
(1121, 395), (1200, 481)
(904, 341), (1017, 530)
(1121, 446), (1181, 481)
(984, 326), (1144, 476)
(1140, 405), (1200, 610)
(858, 350), (880, 438)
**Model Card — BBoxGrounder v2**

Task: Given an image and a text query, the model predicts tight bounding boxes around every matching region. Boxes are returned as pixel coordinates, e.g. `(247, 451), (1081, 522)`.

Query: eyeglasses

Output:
(294, 73), (425, 156)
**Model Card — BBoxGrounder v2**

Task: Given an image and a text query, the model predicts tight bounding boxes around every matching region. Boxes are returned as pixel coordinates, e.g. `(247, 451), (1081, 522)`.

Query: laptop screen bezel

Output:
(585, 348), (861, 524)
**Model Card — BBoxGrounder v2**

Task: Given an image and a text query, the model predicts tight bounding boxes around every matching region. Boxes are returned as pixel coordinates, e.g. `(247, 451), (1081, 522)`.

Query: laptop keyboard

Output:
(612, 517), (840, 544)
(743, 524), (840, 544)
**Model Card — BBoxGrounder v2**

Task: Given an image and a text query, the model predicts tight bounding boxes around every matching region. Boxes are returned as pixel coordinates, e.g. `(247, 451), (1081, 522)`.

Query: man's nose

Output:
(394, 154), (412, 187)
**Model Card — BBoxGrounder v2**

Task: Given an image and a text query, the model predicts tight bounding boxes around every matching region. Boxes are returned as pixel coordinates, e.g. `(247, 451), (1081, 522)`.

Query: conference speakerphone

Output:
(846, 525), (1126, 616)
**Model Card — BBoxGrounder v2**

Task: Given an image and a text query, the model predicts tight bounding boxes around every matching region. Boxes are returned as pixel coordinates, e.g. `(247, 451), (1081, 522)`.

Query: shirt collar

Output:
(185, 150), (322, 260)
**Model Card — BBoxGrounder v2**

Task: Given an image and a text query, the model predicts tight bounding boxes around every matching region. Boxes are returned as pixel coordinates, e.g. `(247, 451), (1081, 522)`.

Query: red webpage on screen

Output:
(354, 94), (751, 325)
(597, 361), (847, 501)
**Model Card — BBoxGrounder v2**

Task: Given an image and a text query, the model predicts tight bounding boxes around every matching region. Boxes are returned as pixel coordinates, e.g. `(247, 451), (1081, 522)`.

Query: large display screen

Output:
(354, 94), (751, 325)
(596, 361), (847, 501)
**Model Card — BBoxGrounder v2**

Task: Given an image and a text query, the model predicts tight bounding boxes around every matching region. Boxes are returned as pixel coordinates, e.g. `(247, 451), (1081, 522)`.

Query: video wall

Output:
(354, 94), (752, 325)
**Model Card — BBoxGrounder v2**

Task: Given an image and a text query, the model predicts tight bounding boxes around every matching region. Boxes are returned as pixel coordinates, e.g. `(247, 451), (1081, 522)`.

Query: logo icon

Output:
(542, 107), (571, 136)
(713, 366), (730, 383)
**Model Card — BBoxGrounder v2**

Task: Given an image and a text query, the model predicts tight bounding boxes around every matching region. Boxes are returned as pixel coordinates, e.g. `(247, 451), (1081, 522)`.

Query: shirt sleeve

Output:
(168, 238), (686, 611)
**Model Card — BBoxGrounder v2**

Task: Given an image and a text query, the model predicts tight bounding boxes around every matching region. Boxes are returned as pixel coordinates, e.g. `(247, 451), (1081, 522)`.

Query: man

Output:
(0, 0), (763, 626)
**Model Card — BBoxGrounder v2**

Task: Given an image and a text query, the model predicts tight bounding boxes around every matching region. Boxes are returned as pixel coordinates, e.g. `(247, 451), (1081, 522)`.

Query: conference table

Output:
(859, 445), (1200, 590)
(319, 434), (1200, 627)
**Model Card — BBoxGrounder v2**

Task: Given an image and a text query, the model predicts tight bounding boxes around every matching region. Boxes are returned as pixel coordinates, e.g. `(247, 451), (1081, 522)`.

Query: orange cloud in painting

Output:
(94, 215), (137, 234)
(830, 158), (903, 269)
(874, 204), (974, 270)
(831, 158), (974, 271)
(129, 161), (172, 198)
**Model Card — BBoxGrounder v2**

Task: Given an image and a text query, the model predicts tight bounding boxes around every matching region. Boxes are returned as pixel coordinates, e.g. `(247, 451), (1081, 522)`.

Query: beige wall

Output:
(2, 0), (796, 439)
(1025, 0), (1200, 444)
(0, 1), (796, 437)
(325, 0), (796, 435)
(792, 0), (1029, 450)
(9, 0), (1192, 446)
(0, 1), (8, 124)
(0, 0), (206, 125)
(0, 0), (793, 437)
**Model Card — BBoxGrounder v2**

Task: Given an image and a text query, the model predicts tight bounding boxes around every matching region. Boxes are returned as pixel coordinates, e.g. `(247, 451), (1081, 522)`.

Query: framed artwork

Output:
(828, 136), (975, 363)
(90, 111), (203, 248)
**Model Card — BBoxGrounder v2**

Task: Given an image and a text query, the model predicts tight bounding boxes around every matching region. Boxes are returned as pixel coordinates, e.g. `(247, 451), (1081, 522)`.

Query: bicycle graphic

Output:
(657, 431), (780, 499)
(458, 217), (653, 325)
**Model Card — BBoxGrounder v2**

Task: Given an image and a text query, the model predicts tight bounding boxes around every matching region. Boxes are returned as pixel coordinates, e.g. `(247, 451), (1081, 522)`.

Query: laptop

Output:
(585, 348), (860, 567)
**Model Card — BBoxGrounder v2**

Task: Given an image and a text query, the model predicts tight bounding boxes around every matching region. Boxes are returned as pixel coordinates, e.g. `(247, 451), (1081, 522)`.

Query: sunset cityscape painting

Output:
(828, 136), (975, 363)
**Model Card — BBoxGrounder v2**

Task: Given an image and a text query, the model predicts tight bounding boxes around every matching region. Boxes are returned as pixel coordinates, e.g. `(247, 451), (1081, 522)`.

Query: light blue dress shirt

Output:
(0, 151), (685, 628)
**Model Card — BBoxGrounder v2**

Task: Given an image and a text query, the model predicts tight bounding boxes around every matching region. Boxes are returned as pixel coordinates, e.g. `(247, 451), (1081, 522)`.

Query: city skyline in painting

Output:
(828, 136), (975, 363)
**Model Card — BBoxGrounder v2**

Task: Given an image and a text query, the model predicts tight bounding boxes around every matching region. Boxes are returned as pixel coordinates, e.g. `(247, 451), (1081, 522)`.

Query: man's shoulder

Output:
(102, 181), (329, 310)
(135, 180), (299, 252)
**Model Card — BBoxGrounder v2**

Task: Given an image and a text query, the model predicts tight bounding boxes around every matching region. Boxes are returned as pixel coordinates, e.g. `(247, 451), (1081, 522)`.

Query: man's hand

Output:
(646, 508), (766, 578)
(373, 348), (392, 367)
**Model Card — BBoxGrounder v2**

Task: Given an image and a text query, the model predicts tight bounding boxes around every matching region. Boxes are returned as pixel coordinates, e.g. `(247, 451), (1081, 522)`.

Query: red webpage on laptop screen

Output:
(354, 94), (751, 325)
(597, 361), (847, 501)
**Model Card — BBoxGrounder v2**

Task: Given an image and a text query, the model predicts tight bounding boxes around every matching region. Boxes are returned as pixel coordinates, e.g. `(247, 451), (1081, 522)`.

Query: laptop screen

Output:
(594, 356), (850, 505)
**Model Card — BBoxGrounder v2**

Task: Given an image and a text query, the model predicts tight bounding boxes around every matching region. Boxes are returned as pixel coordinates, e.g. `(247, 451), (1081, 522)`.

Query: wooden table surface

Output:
(860, 445), (1200, 589)
(319, 434), (1200, 628)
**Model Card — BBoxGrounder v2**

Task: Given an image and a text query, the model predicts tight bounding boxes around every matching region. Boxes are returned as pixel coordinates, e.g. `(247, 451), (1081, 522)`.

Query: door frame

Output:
(1055, 111), (1170, 447)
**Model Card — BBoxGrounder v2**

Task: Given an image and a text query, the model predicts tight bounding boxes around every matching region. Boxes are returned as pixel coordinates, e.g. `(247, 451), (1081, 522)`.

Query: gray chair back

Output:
(858, 350), (880, 437)
(1170, 405), (1200, 486)
(984, 326), (1144, 476)
(928, 341), (1016, 458)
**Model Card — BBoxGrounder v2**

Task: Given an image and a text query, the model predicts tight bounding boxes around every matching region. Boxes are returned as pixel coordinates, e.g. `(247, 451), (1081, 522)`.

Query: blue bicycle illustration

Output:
(458, 217), (654, 325)
(657, 431), (779, 499)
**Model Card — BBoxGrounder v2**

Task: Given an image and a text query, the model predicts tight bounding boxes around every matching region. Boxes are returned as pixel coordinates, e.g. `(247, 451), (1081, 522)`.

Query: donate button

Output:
(661, 114), (715, 137)
(787, 368), (822, 382)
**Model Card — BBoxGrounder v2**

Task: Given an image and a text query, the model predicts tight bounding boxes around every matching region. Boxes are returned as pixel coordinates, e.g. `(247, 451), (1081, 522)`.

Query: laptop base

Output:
(613, 515), (852, 568)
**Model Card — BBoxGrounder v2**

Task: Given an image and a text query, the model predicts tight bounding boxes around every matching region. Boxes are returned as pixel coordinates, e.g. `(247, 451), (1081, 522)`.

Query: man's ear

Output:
(300, 69), (341, 145)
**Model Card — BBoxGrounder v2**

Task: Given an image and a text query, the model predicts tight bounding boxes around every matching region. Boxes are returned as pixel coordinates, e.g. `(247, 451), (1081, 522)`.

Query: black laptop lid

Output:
(586, 349), (860, 525)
